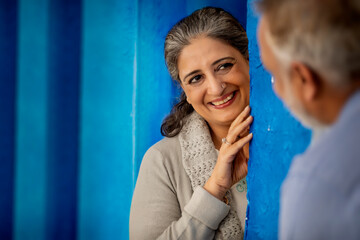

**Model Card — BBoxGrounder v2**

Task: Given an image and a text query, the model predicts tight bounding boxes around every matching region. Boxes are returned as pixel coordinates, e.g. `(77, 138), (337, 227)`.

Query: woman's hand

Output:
(204, 106), (253, 201)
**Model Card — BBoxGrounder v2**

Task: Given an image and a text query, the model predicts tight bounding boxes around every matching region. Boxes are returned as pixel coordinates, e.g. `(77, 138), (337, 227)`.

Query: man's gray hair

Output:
(257, 0), (360, 87)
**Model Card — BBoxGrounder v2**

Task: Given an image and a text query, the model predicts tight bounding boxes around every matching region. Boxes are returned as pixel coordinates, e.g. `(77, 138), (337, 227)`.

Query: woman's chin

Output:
(215, 112), (240, 126)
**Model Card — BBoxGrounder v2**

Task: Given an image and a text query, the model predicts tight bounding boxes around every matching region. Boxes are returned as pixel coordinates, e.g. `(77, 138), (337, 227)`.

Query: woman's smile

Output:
(178, 36), (250, 128)
(209, 90), (238, 109)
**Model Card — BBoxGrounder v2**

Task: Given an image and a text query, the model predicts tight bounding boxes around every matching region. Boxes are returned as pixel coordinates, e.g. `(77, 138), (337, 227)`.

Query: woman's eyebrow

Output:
(212, 57), (235, 66)
(183, 70), (201, 82)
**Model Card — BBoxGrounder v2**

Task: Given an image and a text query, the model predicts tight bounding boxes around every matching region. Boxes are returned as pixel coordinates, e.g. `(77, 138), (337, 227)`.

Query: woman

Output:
(130, 7), (252, 240)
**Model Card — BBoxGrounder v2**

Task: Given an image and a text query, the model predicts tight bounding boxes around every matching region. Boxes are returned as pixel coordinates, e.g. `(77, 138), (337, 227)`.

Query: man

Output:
(257, 0), (360, 239)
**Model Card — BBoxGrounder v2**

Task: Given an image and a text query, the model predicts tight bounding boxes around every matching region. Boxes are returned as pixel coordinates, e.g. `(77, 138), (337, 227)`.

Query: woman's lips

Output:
(209, 91), (237, 109)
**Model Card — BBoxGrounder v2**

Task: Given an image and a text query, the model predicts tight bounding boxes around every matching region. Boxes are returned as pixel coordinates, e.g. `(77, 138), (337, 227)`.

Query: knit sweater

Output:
(130, 112), (246, 239)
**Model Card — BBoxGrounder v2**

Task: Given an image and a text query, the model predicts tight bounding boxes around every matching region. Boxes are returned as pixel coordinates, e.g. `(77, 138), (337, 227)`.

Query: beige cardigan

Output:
(129, 136), (231, 239)
(130, 112), (244, 239)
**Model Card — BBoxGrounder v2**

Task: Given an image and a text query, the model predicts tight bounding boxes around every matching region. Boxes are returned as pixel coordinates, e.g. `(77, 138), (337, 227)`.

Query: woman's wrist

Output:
(203, 177), (228, 201)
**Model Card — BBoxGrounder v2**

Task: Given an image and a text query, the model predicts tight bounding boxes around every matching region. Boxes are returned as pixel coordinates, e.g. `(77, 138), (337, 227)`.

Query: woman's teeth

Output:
(212, 92), (234, 106)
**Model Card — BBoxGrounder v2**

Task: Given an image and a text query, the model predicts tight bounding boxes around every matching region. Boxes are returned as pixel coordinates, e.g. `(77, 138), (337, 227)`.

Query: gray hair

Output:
(164, 7), (249, 83)
(257, 0), (360, 87)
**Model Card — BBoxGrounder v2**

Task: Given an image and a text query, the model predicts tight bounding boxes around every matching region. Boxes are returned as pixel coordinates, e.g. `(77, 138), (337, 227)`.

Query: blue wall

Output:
(0, 0), (310, 239)
(0, 1), (17, 239)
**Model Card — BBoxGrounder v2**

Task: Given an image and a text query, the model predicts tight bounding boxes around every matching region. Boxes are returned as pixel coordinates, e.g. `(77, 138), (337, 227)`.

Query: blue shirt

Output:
(280, 90), (360, 240)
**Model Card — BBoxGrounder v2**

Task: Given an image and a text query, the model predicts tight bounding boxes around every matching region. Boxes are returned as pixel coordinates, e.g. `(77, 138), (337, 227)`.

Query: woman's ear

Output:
(180, 84), (191, 105)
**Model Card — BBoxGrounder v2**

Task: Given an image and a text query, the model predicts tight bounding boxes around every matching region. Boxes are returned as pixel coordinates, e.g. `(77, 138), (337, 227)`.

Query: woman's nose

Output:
(207, 75), (224, 95)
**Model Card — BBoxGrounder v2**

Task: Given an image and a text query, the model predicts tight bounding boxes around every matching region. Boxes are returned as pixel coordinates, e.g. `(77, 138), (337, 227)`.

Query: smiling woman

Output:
(130, 7), (252, 240)
(178, 37), (250, 141)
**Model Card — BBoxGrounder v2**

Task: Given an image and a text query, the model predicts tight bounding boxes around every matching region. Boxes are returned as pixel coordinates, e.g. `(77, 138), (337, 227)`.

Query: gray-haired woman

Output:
(130, 7), (253, 240)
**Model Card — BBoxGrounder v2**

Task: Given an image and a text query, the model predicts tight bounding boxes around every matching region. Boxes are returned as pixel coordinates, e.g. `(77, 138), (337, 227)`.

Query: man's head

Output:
(257, 0), (360, 130)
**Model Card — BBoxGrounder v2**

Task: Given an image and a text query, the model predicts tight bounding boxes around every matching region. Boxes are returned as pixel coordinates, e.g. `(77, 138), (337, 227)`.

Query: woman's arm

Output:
(129, 147), (230, 240)
(204, 106), (253, 201)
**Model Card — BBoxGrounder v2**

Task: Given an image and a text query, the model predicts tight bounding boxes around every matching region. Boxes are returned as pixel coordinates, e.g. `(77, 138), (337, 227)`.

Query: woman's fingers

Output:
(233, 133), (253, 150)
(226, 115), (253, 144)
(229, 105), (251, 130)
(239, 126), (250, 138)
(220, 133), (253, 163)
(210, 106), (253, 192)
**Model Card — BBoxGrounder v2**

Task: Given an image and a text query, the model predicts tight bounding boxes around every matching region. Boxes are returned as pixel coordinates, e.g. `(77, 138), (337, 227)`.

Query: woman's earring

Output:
(271, 76), (275, 84)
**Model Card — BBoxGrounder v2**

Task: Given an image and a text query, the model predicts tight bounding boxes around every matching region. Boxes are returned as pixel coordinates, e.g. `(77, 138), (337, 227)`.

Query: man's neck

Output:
(317, 82), (360, 124)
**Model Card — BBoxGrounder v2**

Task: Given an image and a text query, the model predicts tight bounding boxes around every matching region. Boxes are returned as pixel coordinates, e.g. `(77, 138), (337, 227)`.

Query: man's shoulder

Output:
(281, 168), (360, 239)
(290, 101), (360, 188)
(282, 102), (360, 222)
(281, 125), (360, 240)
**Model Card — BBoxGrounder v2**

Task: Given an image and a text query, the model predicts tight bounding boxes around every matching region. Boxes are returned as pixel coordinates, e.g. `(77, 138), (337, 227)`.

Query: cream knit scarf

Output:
(179, 112), (243, 240)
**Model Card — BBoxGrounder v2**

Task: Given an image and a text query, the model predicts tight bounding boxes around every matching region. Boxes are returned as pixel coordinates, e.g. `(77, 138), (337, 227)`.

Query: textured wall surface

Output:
(1, 0), (312, 239)
(14, 0), (81, 239)
(0, 0), (247, 240)
(245, 1), (311, 239)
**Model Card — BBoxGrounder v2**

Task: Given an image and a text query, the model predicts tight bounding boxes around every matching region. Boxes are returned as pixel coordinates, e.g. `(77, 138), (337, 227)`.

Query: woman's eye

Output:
(188, 75), (203, 84)
(216, 62), (234, 72)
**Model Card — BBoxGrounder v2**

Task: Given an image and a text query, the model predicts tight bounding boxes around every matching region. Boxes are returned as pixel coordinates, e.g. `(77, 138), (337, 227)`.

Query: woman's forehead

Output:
(178, 37), (240, 70)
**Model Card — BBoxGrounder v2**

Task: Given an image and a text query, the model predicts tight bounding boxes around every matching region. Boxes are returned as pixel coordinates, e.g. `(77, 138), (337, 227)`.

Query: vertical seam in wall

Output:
(131, 0), (139, 190)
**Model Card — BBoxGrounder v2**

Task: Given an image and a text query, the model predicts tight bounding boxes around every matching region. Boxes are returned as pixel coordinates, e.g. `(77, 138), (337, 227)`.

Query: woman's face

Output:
(178, 36), (250, 129)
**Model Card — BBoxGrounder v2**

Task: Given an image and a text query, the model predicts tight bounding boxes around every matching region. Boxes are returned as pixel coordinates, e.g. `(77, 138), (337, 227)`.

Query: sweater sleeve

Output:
(129, 146), (230, 240)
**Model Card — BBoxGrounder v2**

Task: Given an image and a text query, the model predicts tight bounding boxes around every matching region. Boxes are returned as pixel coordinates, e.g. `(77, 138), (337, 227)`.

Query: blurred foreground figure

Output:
(257, 0), (360, 239)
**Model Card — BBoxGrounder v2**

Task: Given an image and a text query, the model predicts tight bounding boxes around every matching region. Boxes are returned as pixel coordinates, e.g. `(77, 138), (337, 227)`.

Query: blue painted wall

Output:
(0, 0), (310, 239)
(0, 1), (17, 239)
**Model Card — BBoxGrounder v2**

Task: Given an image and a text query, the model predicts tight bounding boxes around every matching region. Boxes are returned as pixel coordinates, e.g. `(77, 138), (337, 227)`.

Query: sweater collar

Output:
(178, 111), (243, 240)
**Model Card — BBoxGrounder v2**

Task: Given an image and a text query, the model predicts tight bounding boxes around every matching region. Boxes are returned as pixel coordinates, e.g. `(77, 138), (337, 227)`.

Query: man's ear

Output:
(291, 62), (320, 102)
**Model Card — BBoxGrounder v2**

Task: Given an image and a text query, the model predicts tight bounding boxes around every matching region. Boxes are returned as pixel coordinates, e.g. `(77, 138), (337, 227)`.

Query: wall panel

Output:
(14, 0), (49, 239)
(0, 0), (17, 238)
(78, 0), (138, 239)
